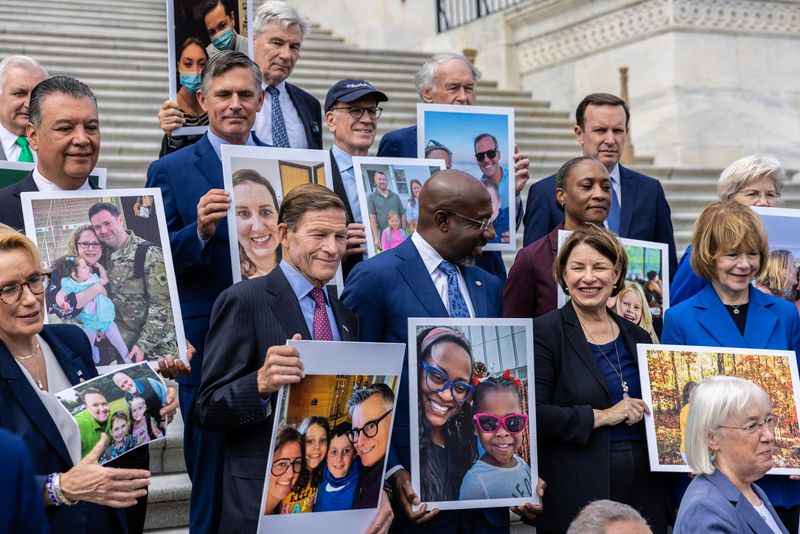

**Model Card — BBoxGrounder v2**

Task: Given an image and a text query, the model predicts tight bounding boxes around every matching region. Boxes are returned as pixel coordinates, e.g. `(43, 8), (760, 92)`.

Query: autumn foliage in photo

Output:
(645, 349), (800, 468)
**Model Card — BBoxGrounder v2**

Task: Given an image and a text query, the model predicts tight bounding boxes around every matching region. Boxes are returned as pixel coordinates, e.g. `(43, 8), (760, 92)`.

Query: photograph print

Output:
(638, 344), (800, 474)
(54, 362), (168, 465)
(752, 207), (800, 308)
(408, 318), (538, 510)
(352, 156), (446, 257)
(258, 340), (404, 533)
(417, 103), (515, 251)
(20, 188), (187, 372)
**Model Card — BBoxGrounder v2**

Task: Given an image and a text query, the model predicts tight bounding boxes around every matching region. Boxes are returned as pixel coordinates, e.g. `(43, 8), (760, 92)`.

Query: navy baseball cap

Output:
(324, 79), (388, 112)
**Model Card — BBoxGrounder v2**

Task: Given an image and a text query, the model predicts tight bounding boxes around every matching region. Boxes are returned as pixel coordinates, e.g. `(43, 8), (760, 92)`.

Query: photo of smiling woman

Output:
(233, 169), (280, 278)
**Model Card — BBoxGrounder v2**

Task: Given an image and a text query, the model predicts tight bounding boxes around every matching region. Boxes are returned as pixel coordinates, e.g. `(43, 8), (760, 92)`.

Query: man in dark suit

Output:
(376, 52), (531, 282)
(145, 50), (266, 534)
(523, 92), (677, 277)
(195, 184), (359, 533)
(0, 428), (46, 534)
(0, 55), (47, 162)
(342, 169), (541, 533)
(0, 76), (99, 229)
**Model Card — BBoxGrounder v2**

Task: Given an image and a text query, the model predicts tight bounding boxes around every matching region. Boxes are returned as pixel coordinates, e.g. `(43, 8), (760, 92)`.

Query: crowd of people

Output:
(0, 0), (797, 533)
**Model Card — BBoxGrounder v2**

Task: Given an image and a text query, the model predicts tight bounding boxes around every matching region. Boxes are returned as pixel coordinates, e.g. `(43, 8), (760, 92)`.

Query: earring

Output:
(709, 450), (717, 462)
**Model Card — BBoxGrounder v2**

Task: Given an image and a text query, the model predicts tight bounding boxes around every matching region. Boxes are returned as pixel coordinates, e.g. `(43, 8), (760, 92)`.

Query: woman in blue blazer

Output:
(663, 201), (800, 530)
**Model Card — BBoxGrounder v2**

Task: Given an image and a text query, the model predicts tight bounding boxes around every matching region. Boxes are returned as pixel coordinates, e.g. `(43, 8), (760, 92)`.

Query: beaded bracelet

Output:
(45, 473), (61, 506)
(52, 473), (77, 506)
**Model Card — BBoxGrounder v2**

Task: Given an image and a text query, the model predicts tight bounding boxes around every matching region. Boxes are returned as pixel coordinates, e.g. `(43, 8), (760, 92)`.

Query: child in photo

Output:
(314, 422), (361, 512)
(380, 210), (406, 251)
(100, 411), (135, 463)
(129, 395), (163, 446)
(459, 373), (532, 500)
(615, 281), (659, 343)
(58, 256), (130, 364)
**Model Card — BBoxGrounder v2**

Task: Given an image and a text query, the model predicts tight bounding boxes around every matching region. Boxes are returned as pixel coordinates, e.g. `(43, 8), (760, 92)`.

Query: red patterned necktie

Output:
(309, 287), (334, 341)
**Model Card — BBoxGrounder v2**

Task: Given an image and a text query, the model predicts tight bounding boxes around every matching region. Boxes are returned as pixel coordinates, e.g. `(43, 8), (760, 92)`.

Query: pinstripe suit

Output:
(195, 266), (358, 532)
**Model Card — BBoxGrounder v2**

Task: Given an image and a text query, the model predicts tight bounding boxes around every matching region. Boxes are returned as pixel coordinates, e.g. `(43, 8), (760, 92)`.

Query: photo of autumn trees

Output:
(643, 347), (800, 469)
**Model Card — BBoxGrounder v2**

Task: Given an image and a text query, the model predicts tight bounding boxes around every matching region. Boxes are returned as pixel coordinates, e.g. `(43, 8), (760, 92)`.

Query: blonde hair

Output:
(690, 201), (769, 281)
(717, 154), (785, 201)
(554, 223), (627, 297)
(755, 249), (795, 296)
(615, 281), (658, 342)
(0, 224), (42, 267)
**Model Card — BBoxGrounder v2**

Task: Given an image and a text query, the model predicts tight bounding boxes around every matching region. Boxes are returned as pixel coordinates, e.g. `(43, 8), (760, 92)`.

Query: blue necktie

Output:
(608, 178), (621, 234)
(438, 261), (470, 318)
(266, 86), (290, 148)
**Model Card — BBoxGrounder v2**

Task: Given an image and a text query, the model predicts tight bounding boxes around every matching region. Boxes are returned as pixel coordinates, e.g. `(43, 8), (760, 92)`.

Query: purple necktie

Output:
(309, 287), (333, 341)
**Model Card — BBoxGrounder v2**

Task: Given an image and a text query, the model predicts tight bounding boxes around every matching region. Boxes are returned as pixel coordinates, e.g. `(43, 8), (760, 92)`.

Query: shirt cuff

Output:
(384, 465), (402, 481)
(197, 230), (210, 250)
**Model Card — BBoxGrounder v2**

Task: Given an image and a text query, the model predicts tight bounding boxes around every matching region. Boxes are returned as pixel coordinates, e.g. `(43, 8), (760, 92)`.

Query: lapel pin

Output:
(475, 280), (482, 286)
(343, 325), (350, 333)
(76, 370), (83, 376)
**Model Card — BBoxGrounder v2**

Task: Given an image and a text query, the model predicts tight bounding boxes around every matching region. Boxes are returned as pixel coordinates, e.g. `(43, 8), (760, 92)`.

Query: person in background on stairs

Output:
(0, 55), (47, 164)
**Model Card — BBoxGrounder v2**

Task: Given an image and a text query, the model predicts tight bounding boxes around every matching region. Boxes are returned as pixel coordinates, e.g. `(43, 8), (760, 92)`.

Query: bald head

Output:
(417, 169), (494, 265)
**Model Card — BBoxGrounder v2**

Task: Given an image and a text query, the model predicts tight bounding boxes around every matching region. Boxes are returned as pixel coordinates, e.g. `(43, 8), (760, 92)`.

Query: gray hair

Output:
(0, 55), (48, 93)
(347, 383), (394, 416)
(717, 154), (785, 201)
(199, 50), (262, 95)
(567, 500), (650, 534)
(29, 76), (96, 128)
(253, 1), (308, 40)
(685, 375), (772, 475)
(414, 52), (480, 98)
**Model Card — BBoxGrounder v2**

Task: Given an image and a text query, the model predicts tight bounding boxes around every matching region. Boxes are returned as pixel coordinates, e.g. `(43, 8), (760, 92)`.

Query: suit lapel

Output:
(330, 298), (357, 341)
(328, 150), (355, 223)
(285, 83), (316, 149)
(463, 267), (488, 317)
(265, 268), (312, 340)
(394, 240), (448, 317)
(563, 303), (611, 400)
(693, 284), (747, 346)
(194, 135), (224, 190)
(618, 165), (636, 237)
(743, 288), (778, 349)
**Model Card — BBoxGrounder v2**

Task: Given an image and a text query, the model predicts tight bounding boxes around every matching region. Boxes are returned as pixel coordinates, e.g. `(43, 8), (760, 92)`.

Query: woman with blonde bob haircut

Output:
(756, 249), (798, 302)
(675, 376), (787, 533)
(672, 154), (785, 305)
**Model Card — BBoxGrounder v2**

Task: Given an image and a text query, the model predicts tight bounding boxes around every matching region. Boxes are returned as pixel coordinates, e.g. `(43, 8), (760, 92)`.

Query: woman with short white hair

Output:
(675, 376), (787, 533)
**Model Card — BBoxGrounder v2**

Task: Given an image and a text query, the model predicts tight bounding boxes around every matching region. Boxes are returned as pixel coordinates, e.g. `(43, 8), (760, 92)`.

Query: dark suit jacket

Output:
(145, 133), (267, 385)
(0, 325), (125, 534)
(503, 224), (561, 319)
(195, 267), (358, 532)
(0, 428), (46, 534)
(285, 82), (323, 150)
(533, 301), (669, 531)
(329, 150), (363, 281)
(0, 172), (100, 230)
(523, 165), (678, 278)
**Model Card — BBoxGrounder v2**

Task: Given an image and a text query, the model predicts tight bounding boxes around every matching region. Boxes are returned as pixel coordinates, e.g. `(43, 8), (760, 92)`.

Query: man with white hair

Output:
(0, 55), (47, 162)
(567, 500), (652, 534)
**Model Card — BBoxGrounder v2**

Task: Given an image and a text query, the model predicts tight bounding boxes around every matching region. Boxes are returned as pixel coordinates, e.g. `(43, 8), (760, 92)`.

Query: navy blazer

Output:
(0, 325), (125, 533)
(285, 82), (323, 150)
(0, 172), (100, 230)
(523, 165), (678, 278)
(675, 470), (788, 534)
(145, 133), (267, 385)
(0, 428), (46, 534)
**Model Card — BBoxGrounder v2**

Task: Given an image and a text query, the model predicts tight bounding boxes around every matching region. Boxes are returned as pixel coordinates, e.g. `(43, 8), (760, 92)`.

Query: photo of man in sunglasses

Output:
(474, 133), (510, 243)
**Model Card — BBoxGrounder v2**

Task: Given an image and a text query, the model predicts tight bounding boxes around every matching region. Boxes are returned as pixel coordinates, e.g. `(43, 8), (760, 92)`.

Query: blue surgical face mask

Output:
(211, 26), (234, 51)
(179, 73), (202, 94)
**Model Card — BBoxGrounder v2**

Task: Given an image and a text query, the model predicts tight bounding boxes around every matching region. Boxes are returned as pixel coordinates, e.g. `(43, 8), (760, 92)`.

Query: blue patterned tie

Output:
(608, 177), (621, 234)
(438, 261), (470, 318)
(266, 85), (290, 148)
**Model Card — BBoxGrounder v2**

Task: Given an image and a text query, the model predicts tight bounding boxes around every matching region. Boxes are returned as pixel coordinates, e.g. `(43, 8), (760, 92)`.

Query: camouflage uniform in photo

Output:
(105, 229), (178, 360)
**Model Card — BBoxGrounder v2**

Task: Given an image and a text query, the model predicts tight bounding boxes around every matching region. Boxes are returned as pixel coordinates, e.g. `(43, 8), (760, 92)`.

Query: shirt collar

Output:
(410, 232), (447, 277)
(32, 167), (90, 191)
(609, 162), (621, 184)
(278, 259), (331, 303)
(205, 129), (256, 161)
(0, 123), (19, 157)
(331, 144), (354, 173)
(263, 80), (287, 92)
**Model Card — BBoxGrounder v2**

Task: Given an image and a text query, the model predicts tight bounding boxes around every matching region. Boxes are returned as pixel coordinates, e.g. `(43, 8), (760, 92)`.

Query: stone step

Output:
(144, 473), (191, 531)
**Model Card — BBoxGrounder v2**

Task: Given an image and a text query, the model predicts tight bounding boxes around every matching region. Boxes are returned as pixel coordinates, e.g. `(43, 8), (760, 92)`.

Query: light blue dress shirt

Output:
(205, 129), (256, 161)
(278, 260), (341, 341)
(331, 145), (362, 224)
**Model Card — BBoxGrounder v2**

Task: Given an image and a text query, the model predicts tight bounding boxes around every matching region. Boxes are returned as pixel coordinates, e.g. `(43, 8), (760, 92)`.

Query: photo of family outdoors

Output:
(417, 104), (515, 251)
(21, 189), (186, 371)
(408, 318), (537, 510)
(638, 344), (800, 474)
(54, 362), (168, 465)
(258, 340), (404, 533)
(352, 156), (445, 257)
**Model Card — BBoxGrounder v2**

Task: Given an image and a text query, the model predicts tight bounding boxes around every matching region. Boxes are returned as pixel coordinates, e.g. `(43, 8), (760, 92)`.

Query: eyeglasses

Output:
(330, 106), (383, 119)
(346, 409), (393, 443)
(420, 360), (475, 403)
(442, 209), (493, 232)
(271, 457), (303, 476)
(474, 413), (529, 435)
(718, 414), (780, 435)
(0, 272), (49, 305)
(475, 149), (498, 162)
(77, 241), (102, 250)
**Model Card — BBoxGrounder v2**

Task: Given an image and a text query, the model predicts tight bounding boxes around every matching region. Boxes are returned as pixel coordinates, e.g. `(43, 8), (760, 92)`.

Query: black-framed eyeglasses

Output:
(77, 241), (102, 250)
(271, 457), (303, 476)
(0, 272), (49, 305)
(475, 149), (498, 162)
(441, 209), (493, 232)
(330, 106), (383, 119)
(718, 414), (780, 435)
(346, 409), (393, 443)
(420, 360), (475, 402)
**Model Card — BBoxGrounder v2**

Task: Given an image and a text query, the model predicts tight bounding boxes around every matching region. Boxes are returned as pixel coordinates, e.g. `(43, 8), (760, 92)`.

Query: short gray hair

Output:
(29, 76), (96, 128)
(414, 53), (479, 98)
(347, 383), (394, 416)
(199, 50), (262, 95)
(253, 1), (308, 40)
(685, 375), (772, 475)
(717, 154), (785, 201)
(567, 500), (650, 534)
(0, 55), (48, 93)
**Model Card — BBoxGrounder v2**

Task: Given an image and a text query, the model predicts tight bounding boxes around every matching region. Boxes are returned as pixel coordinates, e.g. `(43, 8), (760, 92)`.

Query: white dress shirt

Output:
(254, 81), (308, 149)
(32, 167), (91, 191)
(0, 123), (35, 162)
(410, 232), (475, 317)
(609, 162), (622, 207)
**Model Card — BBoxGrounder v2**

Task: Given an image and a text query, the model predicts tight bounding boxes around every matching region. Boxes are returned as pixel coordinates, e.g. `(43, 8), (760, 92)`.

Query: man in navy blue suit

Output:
(343, 169), (541, 533)
(523, 92), (678, 277)
(145, 50), (266, 534)
(376, 52), (531, 282)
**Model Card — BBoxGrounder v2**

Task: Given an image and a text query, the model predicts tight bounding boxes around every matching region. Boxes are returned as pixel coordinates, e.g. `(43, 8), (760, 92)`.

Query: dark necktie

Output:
(309, 287), (333, 341)
(266, 85), (290, 148)
(437, 261), (470, 318)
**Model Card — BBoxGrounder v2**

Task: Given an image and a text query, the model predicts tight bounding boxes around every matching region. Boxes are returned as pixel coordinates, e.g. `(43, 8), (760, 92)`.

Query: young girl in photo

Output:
(615, 281), (659, 343)
(459, 373), (532, 500)
(314, 422), (361, 512)
(380, 210), (406, 252)
(100, 411), (135, 463)
(58, 256), (130, 364)
(129, 395), (163, 446)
